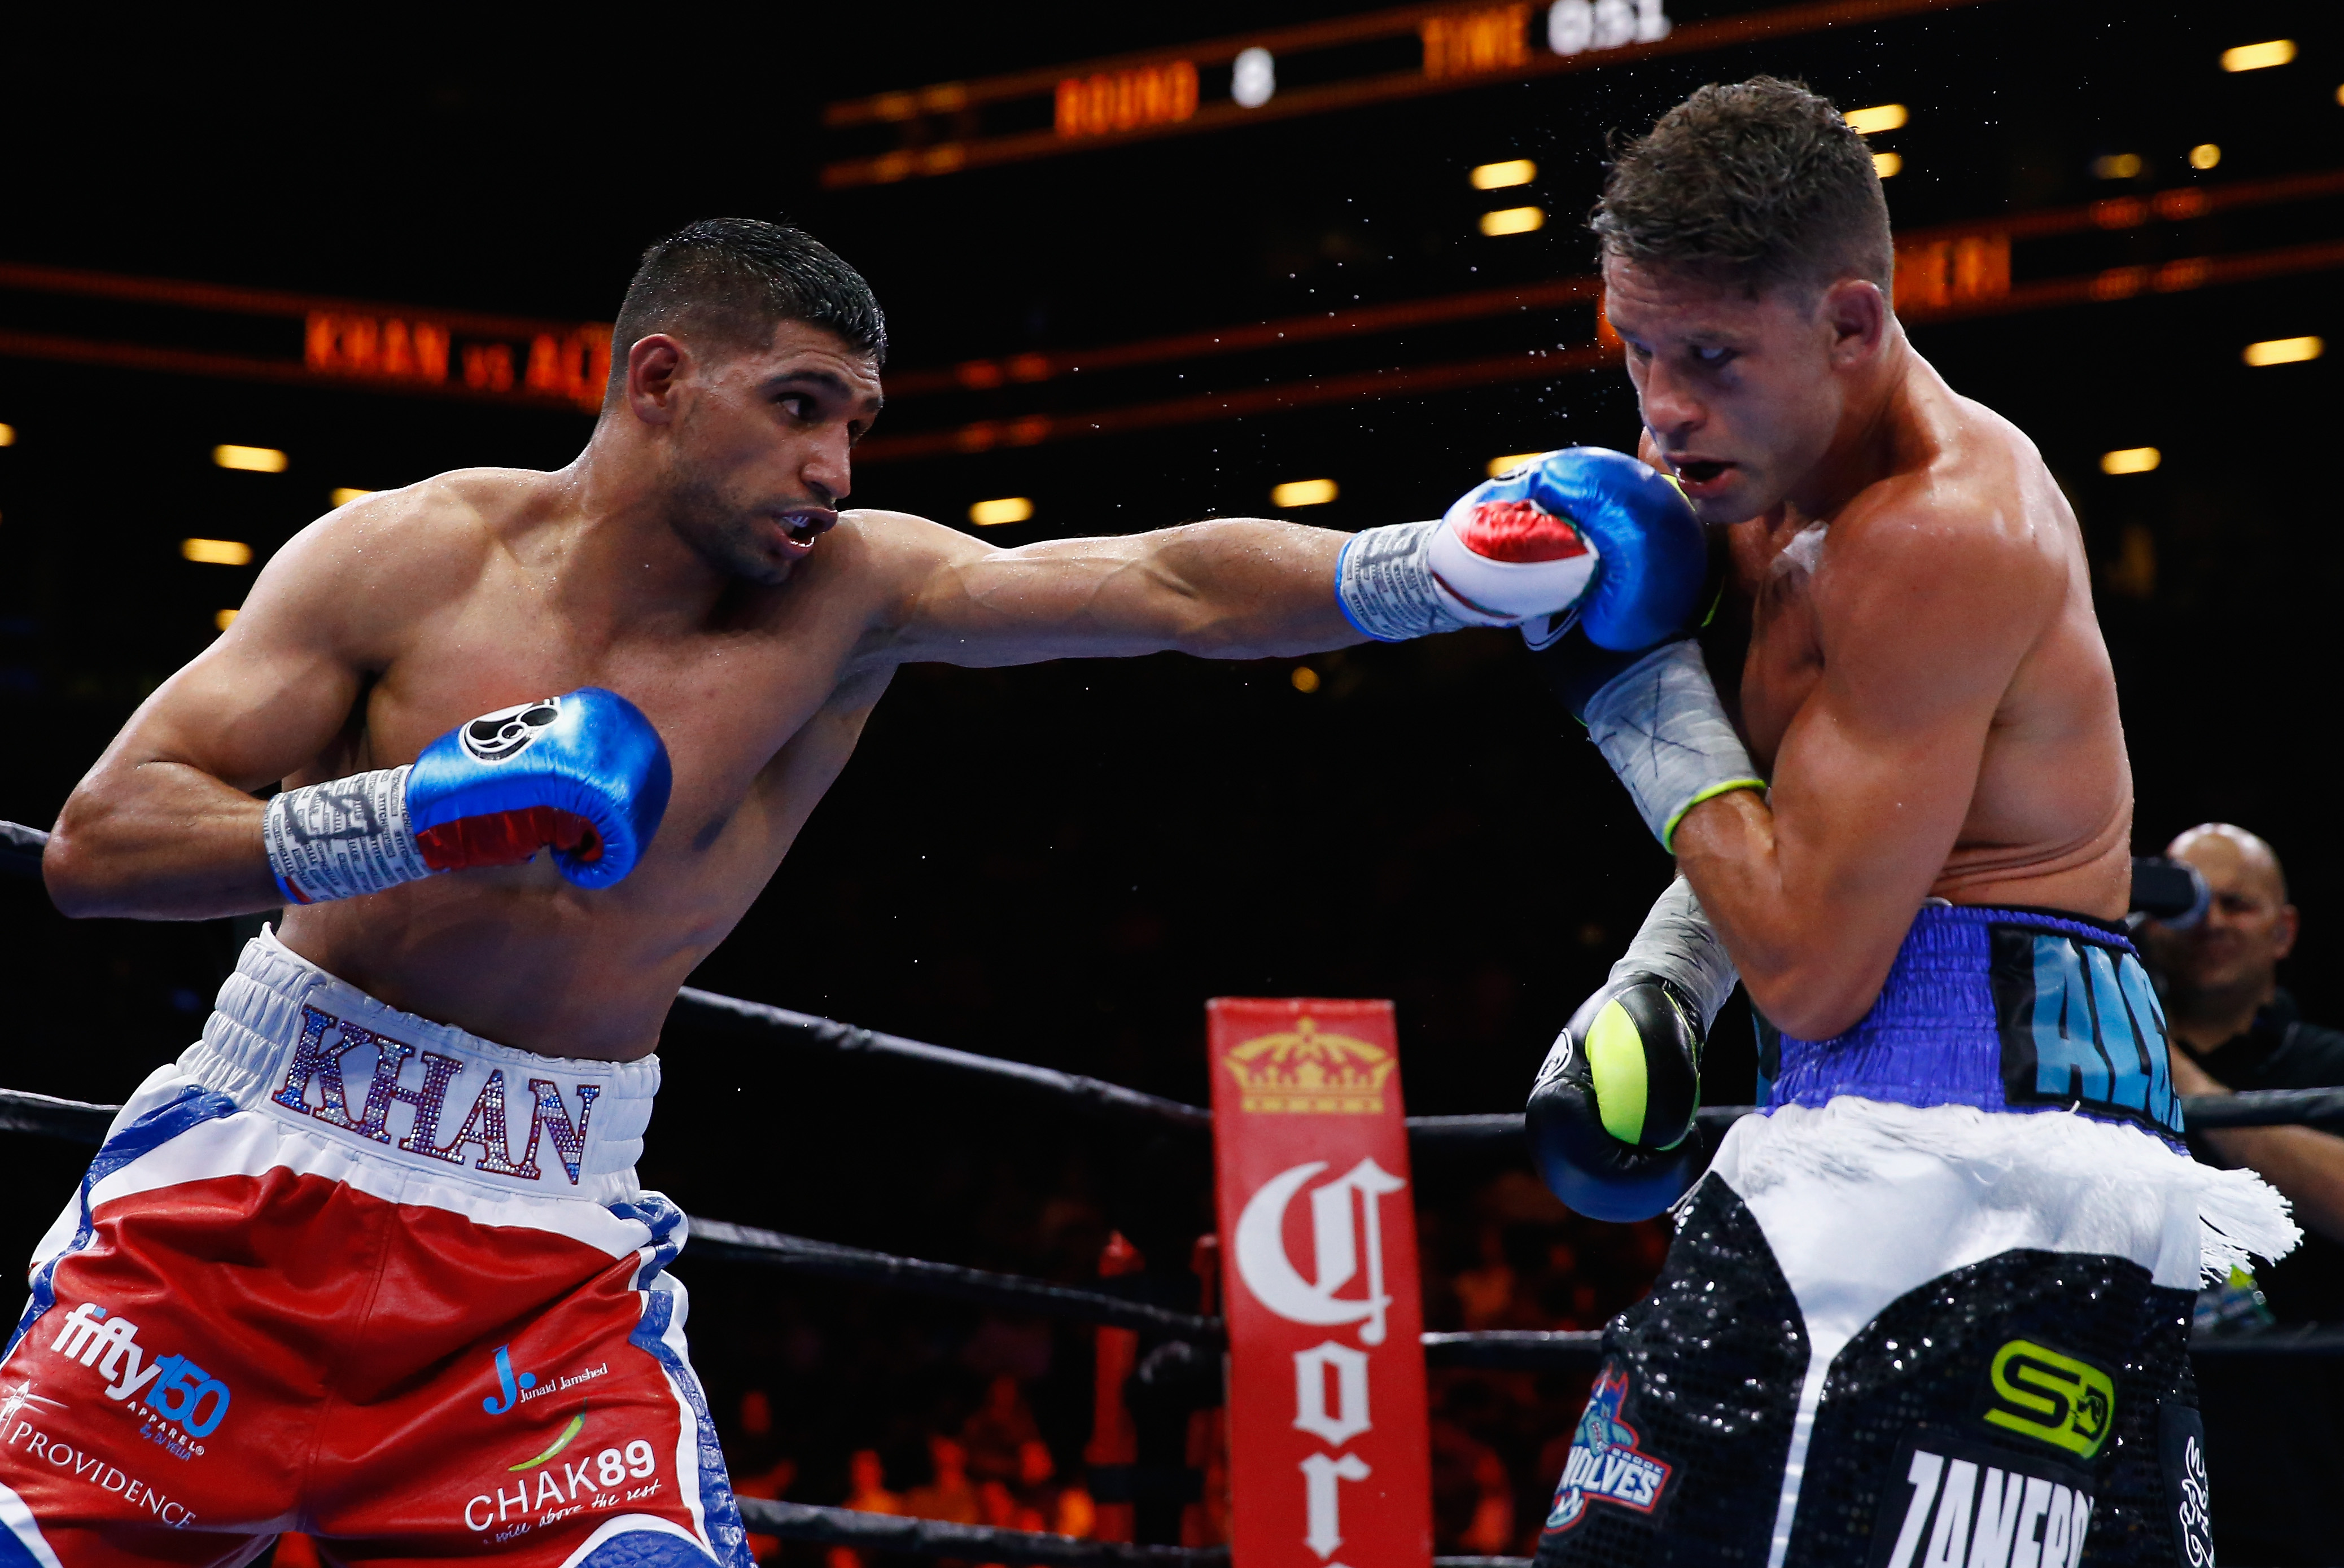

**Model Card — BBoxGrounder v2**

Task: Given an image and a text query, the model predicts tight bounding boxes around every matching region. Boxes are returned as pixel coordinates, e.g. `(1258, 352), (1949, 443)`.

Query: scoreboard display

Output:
(818, 0), (1978, 188)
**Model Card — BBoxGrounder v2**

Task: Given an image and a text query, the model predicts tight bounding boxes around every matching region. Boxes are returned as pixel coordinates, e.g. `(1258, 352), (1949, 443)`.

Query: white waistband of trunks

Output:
(177, 926), (658, 1201)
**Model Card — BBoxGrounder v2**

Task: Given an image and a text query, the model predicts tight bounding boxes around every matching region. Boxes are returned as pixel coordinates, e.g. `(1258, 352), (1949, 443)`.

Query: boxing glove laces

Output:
(1527, 875), (1739, 1221)
(264, 687), (673, 905)
(1335, 446), (1707, 646)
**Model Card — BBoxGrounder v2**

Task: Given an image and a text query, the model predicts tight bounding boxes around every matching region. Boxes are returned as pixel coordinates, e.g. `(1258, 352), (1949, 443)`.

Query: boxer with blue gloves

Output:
(21, 215), (1626, 1568)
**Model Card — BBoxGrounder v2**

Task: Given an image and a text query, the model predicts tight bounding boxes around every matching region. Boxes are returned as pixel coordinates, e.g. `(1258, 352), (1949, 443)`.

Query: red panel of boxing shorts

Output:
(1, 1167), (724, 1568)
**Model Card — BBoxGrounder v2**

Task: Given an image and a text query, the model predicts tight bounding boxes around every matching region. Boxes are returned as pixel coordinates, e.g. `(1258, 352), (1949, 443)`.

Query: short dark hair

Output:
(609, 217), (887, 397)
(1592, 77), (1892, 297)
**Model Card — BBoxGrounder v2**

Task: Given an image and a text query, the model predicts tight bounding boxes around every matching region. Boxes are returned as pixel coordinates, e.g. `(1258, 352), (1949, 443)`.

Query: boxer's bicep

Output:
(890, 518), (1356, 665)
(1677, 503), (2057, 1035)
(116, 515), (386, 789)
(47, 509), (401, 916)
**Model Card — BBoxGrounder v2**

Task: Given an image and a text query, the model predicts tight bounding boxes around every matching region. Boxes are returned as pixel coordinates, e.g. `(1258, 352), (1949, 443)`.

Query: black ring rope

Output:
(733, 1498), (1534, 1568)
(674, 987), (1214, 1136)
(0, 822), (2336, 1404)
(688, 1217), (1226, 1344)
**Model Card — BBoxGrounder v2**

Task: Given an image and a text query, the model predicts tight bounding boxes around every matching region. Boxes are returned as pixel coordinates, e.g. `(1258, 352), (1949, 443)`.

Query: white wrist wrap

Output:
(1581, 640), (1766, 850)
(1610, 875), (1740, 1031)
(1335, 522), (1512, 642)
(263, 765), (430, 904)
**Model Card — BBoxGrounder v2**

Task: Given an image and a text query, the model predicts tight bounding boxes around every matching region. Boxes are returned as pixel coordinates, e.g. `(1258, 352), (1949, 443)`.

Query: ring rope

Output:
(732, 1497), (1533, 1568)
(0, 1080), (2319, 1369)
(688, 1216), (1226, 1343)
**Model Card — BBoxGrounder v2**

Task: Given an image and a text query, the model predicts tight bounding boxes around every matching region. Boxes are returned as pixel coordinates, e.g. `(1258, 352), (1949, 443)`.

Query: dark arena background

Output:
(4, 3), (2342, 1562)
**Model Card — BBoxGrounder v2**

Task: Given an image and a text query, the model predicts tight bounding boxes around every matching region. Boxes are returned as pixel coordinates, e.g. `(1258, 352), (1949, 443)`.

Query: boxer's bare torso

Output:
(45, 321), (1355, 1061)
(1609, 256), (2131, 1037)
(1721, 365), (2131, 913)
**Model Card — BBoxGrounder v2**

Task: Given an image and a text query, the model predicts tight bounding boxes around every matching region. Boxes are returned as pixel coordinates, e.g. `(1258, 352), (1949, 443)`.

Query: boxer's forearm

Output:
(1140, 520), (1363, 656)
(1669, 788), (1929, 1040)
(46, 759), (283, 920)
(906, 519), (1362, 664)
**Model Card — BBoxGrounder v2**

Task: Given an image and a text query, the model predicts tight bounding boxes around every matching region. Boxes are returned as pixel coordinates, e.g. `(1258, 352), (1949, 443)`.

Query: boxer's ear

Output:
(1819, 278), (1888, 368)
(626, 334), (686, 424)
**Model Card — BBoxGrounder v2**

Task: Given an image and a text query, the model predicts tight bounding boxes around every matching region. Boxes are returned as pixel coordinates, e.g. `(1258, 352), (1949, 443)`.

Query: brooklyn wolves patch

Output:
(1544, 1362), (1672, 1532)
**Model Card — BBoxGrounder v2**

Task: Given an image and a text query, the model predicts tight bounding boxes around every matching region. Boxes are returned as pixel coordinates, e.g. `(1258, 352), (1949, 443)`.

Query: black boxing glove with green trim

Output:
(1525, 875), (1737, 1220)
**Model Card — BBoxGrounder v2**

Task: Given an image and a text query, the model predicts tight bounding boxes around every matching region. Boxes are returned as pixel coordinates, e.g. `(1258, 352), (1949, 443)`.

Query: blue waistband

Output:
(1763, 904), (2184, 1139)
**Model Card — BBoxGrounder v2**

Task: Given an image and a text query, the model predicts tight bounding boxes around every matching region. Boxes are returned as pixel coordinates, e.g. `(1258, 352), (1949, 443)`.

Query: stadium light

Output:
(2243, 336), (2323, 366)
(182, 538), (254, 566)
(330, 488), (374, 506)
(1843, 103), (1907, 135)
(1487, 452), (1548, 477)
(2220, 40), (2295, 72)
(1290, 667), (1322, 693)
(1271, 479), (1338, 507)
(2091, 154), (2142, 180)
(0, 424), (14, 447)
(1479, 206), (1545, 236)
(2100, 448), (2161, 475)
(2189, 144), (2221, 170)
(1872, 152), (1904, 179)
(968, 497), (1035, 525)
(213, 444), (287, 473)
(215, 609), (240, 631)
(1470, 159), (1537, 190)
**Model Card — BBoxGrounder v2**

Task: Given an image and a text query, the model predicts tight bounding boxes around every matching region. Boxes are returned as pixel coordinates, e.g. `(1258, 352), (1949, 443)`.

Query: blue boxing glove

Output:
(264, 687), (672, 905)
(1333, 447), (1704, 645)
(1475, 447), (1706, 650)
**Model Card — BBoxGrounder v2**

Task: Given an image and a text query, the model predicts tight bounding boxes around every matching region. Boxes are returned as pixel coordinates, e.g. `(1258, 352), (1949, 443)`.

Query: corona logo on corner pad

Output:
(1223, 1014), (1396, 1114)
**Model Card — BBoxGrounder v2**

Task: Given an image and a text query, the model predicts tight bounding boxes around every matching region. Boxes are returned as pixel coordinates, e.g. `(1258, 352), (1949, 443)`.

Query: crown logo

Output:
(1223, 1015), (1394, 1114)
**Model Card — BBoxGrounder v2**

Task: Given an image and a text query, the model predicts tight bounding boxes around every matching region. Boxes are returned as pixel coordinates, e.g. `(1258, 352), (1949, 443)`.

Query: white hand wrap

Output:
(263, 765), (431, 904)
(1581, 639), (1767, 850)
(1335, 522), (1514, 642)
(1611, 875), (1740, 1031)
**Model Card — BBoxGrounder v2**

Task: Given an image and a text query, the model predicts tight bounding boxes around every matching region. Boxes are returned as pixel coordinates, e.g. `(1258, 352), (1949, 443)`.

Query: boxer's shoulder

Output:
(240, 468), (527, 650)
(1831, 400), (2069, 600)
(287, 466), (530, 576)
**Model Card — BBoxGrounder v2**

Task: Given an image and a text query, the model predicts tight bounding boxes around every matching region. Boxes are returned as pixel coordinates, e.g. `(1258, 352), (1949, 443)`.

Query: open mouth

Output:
(775, 508), (838, 553)
(1672, 459), (1733, 487)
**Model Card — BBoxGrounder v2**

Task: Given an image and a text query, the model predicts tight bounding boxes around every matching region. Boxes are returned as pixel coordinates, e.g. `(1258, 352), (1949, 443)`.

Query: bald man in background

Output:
(2148, 824), (2344, 1276)
(2146, 822), (2344, 1566)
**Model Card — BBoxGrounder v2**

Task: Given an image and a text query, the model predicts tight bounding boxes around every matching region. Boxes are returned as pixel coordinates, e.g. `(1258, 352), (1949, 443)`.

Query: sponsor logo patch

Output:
(462, 1436), (663, 1536)
(1983, 1339), (2114, 1461)
(1871, 1428), (2093, 1568)
(47, 1302), (230, 1451)
(1543, 1363), (1670, 1533)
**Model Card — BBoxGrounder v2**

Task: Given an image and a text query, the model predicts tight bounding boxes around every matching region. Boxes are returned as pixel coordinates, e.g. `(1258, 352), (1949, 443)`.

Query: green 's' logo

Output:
(1984, 1340), (2114, 1460)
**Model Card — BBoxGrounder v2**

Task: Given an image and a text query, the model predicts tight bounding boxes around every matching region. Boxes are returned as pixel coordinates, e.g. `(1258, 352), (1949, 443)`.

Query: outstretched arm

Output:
(881, 513), (1365, 665)
(1668, 493), (2062, 1038)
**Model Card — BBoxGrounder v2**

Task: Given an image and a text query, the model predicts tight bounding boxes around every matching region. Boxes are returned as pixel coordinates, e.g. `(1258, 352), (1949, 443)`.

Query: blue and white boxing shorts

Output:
(1535, 905), (2297, 1567)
